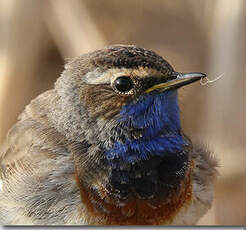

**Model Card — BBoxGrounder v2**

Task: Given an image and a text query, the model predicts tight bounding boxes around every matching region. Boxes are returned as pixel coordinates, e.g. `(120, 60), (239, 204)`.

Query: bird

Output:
(0, 44), (218, 225)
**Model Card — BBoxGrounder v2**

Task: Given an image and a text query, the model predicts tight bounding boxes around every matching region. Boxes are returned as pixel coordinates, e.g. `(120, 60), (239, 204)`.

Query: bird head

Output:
(53, 45), (205, 156)
(50, 45), (206, 219)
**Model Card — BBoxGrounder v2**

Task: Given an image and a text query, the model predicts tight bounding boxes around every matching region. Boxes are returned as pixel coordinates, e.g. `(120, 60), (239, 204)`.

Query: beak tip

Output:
(200, 72), (207, 78)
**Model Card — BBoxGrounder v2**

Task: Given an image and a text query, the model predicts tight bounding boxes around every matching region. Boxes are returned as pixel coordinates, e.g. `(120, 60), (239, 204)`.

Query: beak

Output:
(144, 72), (206, 94)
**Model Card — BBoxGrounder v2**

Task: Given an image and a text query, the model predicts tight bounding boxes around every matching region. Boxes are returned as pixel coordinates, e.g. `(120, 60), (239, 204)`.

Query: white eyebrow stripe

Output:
(84, 67), (163, 84)
(84, 68), (104, 84)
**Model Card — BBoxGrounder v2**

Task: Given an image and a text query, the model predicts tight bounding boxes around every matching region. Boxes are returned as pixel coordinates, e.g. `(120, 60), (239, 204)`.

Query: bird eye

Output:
(114, 76), (134, 92)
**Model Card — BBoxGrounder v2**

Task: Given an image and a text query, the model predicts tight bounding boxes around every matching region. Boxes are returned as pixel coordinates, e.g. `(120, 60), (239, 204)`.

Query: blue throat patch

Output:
(106, 90), (187, 163)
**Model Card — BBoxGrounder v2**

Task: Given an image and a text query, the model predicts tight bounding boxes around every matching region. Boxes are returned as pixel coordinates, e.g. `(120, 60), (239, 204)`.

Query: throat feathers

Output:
(106, 90), (186, 163)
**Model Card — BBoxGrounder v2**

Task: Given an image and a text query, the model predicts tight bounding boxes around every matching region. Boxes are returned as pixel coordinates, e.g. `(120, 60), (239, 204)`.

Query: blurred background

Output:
(0, 0), (245, 225)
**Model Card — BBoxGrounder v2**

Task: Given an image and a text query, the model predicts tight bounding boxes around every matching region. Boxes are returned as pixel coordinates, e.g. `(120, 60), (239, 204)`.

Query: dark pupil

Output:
(115, 76), (133, 92)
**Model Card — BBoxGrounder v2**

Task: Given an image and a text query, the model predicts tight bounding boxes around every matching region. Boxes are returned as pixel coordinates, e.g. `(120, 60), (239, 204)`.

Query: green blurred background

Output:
(0, 0), (245, 225)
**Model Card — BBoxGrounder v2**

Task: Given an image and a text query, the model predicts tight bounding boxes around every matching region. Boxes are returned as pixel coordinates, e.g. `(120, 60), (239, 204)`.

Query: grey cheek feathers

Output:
(50, 65), (163, 142)
(50, 70), (118, 144)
